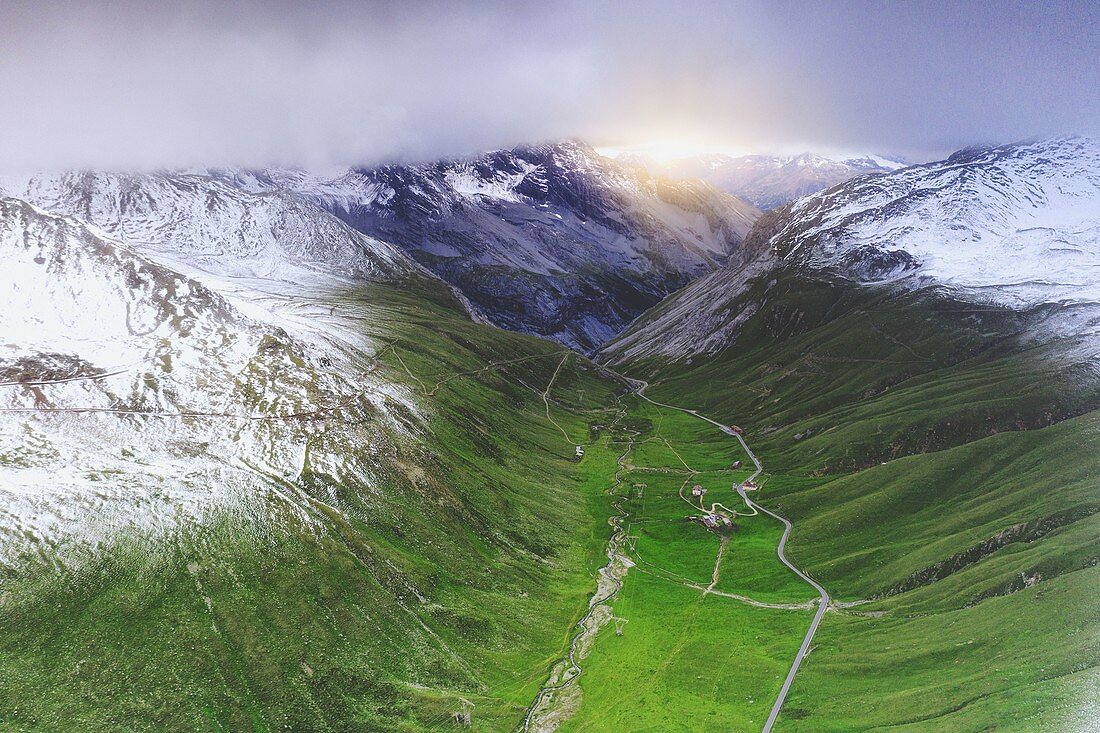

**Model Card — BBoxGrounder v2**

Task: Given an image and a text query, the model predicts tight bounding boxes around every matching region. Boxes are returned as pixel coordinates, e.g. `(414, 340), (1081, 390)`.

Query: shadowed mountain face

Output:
(220, 140), (761, 353)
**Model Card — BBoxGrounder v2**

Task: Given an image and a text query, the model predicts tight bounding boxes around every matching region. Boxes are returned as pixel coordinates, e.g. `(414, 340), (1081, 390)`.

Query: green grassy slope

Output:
(561, 575), (809, 732)
(533, 397), (825, 731)
(0, 280), (629, 732)
(610, 273), (1100, 731)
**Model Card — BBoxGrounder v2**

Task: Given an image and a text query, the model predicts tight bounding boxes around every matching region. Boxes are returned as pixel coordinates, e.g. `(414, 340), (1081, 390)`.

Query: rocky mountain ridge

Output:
(218, 140), (761, 351)
(602, 137), (1100, 363)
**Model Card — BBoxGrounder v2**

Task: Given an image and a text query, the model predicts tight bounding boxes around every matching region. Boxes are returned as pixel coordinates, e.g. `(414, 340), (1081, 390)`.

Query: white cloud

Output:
(0, 0), (1096, 171)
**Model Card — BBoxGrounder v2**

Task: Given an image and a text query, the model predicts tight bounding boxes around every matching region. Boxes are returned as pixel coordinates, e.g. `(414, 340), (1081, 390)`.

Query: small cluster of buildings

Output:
(698, 513), (734, 530)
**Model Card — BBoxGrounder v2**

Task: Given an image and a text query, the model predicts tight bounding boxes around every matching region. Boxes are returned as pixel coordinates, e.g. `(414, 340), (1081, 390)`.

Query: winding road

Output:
(738, 484), (830, 732)
(620, 374), (831, 733)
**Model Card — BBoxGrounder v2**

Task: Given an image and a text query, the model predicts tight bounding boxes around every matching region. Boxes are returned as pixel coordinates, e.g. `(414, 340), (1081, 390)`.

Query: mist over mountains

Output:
(616, 150), (908, 210)
(1, 132), (1098, 731)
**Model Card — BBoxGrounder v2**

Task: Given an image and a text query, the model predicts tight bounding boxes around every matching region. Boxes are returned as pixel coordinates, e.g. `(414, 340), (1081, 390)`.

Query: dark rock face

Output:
(832, 245), (920, 282)
(280, 141), (761, 352)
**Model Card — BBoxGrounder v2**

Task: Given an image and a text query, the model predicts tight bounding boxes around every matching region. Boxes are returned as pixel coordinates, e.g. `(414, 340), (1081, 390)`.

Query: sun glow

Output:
(595, 139), (750, 163)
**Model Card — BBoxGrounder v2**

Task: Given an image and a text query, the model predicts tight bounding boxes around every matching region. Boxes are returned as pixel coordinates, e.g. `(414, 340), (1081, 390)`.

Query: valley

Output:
(522, 379), (832, 733)
(0, 266), (830, 732)
(0, 137), (1097, 732)
(2, 2), (1098, 730)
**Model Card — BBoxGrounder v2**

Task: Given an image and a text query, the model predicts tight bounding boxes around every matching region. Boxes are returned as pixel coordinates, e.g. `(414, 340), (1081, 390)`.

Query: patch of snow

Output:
(783, 137), (1100, 310)
(444, 161), (539, 202)
(0, 197), (423, 571)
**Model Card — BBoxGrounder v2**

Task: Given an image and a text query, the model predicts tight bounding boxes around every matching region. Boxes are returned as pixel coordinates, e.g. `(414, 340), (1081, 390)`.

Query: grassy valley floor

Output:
(607, 276), (1100, 731)
(526, 398), (829, 731)
(4, 273), (1096, 732)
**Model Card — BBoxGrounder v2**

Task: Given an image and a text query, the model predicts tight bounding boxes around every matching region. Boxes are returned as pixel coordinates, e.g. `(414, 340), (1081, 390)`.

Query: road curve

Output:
(619, 373), (830, 733)
(740, 486), (830, 732)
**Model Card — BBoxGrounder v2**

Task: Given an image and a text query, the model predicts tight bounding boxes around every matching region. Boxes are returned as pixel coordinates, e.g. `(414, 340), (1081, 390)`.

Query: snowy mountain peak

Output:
(602, 137), (1100, 363)
(0, 170), (418, 285)
(779, 136), (1100, 309)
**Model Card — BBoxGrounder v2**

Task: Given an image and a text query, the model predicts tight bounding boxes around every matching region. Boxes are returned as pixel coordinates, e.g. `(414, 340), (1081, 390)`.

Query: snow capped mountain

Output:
(4, 143), (759, 354)
(0, 170), (417, 284)
(0, 196), (246, 375)
(602, 137), (1100, 362)
(776, 137), (1100, 308)
(218, 140), (761, 352)
(620, 151), (907, 210)
(0, 196), (419, 569)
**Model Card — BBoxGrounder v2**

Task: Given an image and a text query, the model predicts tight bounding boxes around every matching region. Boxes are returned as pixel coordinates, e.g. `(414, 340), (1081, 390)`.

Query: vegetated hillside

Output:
(219, 140), (761, 352)
(599, 138), (1100, 730)
(605, 136), (1100, 363)
(0, 192), (642, 731)
(619, 151), (905, 210)
(0, 195), (822, 732)
(615, 276), (1100, 731)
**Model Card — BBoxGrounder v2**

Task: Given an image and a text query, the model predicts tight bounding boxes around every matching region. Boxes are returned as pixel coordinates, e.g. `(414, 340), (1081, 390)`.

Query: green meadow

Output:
(615, 273), (1100, 731)
(2, 268), (1095, 732)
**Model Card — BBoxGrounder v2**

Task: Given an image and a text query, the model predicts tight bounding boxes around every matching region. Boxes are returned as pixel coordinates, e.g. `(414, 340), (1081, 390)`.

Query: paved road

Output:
(622, 374), (831, 733)
(739, 485), (830, 732)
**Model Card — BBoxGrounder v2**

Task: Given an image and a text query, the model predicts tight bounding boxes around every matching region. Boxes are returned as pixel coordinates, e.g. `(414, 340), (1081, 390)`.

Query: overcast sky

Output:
(1, 0), (1098, 170)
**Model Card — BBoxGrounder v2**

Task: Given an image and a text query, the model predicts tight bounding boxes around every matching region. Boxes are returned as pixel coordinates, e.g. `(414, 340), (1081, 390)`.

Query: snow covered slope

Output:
(777, 138), (1100, 308)
(0, 170), (417, 283)
(621, 151), (906, 210)
(603, 137), (1100, 362)
(0, 197), (417, 569)
(219, 140), (761, 352)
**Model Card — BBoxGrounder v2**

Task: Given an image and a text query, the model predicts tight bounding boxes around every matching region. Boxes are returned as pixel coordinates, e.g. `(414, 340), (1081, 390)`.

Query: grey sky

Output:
(1, 0), (1097, 170)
